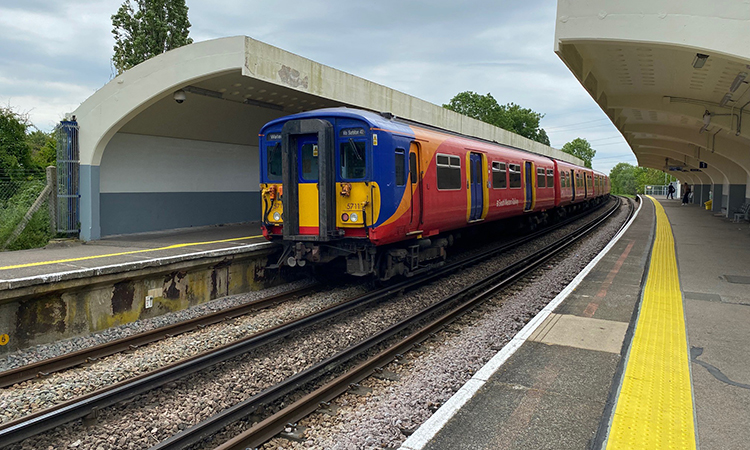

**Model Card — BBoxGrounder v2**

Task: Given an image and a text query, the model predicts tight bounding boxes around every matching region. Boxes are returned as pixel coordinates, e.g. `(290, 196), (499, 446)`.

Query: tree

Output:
(27, 130), (57, 168)
(561, 138), (595, 169)
(609, 162), (675, 195)
(609, 162), (638, 195)
(443, 91), (550, 145)
(0, 106), (32, 182)
(111, 0), (193, 75)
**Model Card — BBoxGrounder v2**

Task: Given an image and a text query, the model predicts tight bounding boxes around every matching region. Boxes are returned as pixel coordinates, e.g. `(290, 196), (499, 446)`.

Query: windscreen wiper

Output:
(348, 138), (363, 161)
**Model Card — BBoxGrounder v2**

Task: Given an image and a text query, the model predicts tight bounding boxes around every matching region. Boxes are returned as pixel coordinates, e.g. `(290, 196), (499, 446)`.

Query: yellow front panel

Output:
(261, 183), (284, 224)
(606, 197), (696, 450)
(298, 183), (319, 228)
(336, 182), (380, 227)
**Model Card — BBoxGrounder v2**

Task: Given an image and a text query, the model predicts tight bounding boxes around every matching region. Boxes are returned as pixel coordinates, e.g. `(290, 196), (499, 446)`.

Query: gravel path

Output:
(3, 198), (625, 450)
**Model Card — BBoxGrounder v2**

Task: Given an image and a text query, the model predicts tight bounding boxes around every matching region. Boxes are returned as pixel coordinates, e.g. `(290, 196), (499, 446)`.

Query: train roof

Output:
(260, 107), (607, 177)
(259, 107), (414, 135)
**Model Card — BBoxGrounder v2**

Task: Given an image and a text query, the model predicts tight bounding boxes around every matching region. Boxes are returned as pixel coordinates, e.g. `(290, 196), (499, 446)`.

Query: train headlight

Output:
(341, 213), (349, 222)
(350, 212), (359, 223)
(273, 212), (281, 221)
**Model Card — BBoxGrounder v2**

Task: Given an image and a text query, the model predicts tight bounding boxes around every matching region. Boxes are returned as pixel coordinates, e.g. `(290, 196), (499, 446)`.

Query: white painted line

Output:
(400, 197), (644, 450)
(0, 242), (273, 288)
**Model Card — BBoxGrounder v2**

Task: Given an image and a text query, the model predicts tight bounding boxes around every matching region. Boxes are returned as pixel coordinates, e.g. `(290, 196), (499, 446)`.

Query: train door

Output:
(584, 173), (588, 199)
(524, 161), (534, 211)
(570, 169), (576, 202)
(280, 118), (335, 241)
(469, 153), (483, 221)
(297, 135), (320, 234)
(408, 142), (423, 231)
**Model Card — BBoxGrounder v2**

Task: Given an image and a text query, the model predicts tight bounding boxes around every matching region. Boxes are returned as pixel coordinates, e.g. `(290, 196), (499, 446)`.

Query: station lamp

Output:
(729, 72), (747, 93)
(692, 53), (709, 69)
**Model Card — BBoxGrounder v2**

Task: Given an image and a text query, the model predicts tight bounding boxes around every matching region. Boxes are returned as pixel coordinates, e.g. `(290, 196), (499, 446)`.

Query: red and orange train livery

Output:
(259, 108), (609, 279)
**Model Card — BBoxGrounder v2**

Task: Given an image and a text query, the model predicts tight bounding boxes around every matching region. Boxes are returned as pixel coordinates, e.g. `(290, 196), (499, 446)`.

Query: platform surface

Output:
(402, 197), (750, 450)
(0, 222), (270, 284)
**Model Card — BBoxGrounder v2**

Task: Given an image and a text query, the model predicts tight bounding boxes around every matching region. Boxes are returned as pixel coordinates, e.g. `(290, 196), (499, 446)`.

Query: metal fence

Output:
(0, 169), (49, 250)
(56, 120), (80, 235)
(644, 184), (681, 197)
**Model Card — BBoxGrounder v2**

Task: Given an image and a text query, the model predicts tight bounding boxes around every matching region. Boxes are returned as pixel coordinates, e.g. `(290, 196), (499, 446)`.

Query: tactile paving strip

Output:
(606, 197), (696, 449)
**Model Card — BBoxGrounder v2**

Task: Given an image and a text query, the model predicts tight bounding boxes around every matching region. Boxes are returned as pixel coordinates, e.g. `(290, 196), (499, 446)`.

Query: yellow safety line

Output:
(606, 196), (696, 449)
(0, 235), (263, 271)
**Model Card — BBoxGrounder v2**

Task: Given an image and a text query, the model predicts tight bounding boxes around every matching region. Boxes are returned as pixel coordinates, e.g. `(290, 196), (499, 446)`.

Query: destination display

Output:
(340, 128), (366, 137)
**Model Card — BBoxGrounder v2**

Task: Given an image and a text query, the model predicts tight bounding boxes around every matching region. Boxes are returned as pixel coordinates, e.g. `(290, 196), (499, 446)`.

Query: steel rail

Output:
(0, 284), (320, 389)
(0, 198), (609, 390)
(0, 198), (614, 448)
(159, 198), (624, 450)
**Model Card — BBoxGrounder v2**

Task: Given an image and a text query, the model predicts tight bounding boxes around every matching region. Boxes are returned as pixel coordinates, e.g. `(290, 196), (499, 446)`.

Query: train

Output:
(259, 108), (610, 280)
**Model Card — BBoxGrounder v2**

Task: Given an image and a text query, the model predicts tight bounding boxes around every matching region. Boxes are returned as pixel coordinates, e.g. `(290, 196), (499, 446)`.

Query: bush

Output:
(0, 179), (52, 250)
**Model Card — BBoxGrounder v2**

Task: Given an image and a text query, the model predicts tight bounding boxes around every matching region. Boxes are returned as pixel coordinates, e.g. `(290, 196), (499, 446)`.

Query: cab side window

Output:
(395, 149), (406, 187)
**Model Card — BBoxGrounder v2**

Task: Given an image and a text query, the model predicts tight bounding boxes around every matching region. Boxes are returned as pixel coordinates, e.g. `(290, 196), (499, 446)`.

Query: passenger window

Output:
(437, 154), (461, 190)
(492, 162), (507, 189)
(509, 164), (522, 188)
(395, 149), (406, 187)
(547, 169), (554, 188)
(410, 154), (418, 184)
(537, 168), (546, 188)
(301, 143), (319, 181)
(267, 143), (281, 181)
(340, 139), (366, 179)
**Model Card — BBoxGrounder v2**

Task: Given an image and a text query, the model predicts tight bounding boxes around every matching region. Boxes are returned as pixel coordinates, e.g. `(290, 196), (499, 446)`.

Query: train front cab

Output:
(260, 114), (381, 268)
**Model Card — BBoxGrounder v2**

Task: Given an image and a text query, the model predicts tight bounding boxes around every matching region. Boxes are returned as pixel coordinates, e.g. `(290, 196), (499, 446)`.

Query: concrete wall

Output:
(0, 247), (279, 354)
(712, 184), (723, 213)
(99, 133), (259, 236)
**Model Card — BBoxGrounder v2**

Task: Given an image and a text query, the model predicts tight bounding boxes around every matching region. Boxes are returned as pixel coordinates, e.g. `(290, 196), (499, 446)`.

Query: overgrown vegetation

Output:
(609, 162), (675, 195)
(0, 106), (56, 250)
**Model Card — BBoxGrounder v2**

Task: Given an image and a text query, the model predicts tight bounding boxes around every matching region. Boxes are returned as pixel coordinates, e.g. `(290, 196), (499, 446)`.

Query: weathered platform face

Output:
(0, 223), (281, 354)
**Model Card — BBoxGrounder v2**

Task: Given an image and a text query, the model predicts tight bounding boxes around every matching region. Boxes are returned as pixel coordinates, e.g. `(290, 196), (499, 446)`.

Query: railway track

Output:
(0, 197), (622, 449)
(181, 196), (631, 450)
(0, 284), (321, 389)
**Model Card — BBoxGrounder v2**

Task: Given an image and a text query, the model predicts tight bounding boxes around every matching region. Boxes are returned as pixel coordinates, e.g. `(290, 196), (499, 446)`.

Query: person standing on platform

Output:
(682, 184), (692, 205)
(667, 183), (676, 199)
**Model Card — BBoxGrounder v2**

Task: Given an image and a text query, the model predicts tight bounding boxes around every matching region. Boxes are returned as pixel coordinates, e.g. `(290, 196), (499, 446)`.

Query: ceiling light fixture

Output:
(729, 72), (748, 93)
(183, 85), (223, 99)
(244, 98), (284, 111)
(720, 93), (733, 107)
(699, 110), (711, 133)
(692, 53), (709, 69)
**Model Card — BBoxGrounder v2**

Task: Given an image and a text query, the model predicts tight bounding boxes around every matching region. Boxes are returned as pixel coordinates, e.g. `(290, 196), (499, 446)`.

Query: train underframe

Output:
(270, 195), (609, 281)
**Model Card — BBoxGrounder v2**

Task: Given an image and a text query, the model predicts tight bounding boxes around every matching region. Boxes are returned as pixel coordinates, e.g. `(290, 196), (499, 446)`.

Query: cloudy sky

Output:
(0, 0), (636, 173)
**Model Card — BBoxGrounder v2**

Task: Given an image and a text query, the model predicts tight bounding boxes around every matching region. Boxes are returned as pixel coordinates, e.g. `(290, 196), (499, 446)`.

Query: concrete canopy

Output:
(74, 36), (582, 240)
(555, 0), (750, 212)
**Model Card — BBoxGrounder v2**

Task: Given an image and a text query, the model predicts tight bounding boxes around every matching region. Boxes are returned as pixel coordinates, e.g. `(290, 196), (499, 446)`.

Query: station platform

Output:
(0, 222), (276, 353)
(401, 196), (750, 450)
(0, 222), (271, 289)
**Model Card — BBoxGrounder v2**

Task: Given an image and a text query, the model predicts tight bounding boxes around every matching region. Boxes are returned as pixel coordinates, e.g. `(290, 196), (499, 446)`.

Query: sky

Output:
(0, 0), (637, 174)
